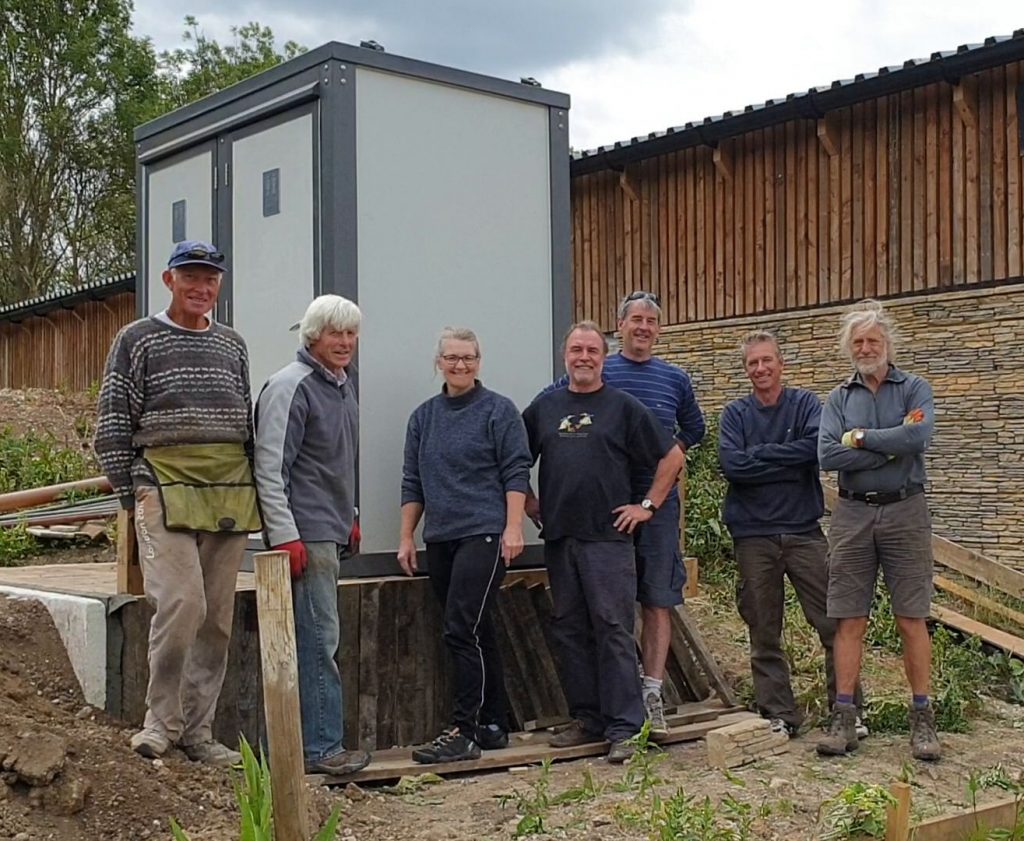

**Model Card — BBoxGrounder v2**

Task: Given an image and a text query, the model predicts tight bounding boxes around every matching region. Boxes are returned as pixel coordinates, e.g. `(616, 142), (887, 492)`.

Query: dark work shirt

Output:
(522, 385), (675, 542)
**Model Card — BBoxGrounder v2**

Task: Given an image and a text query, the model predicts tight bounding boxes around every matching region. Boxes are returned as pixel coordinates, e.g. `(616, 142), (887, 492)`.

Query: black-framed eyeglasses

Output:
(441, 354), (480, 367)
(624, 290), (660, 306)
(176, 248), (225, 263)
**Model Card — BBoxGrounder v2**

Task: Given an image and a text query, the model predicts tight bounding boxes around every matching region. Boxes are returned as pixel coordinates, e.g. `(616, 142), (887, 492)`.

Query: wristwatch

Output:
(853, 429), (866, 448)
(640, 498), (658, 513)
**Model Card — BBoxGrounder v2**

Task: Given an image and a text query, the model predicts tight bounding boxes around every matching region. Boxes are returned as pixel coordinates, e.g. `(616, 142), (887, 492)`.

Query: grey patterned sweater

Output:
(94, 316), (254, 507)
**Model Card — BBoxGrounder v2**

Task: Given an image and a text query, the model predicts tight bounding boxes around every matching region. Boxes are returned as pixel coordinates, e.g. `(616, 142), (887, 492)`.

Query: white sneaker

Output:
(768, 718), (792, 738)
(130, 728), (171, 758)
(854, 715), (869, 739)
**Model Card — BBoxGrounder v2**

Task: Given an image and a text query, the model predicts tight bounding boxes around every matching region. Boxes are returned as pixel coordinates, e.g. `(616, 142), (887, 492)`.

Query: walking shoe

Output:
(130, 728), (170, 759)
(411, 728), (481, 764)
(854, 715), (869, 740)
(306, 749), (372, 776)
(181, 740), (242, 767)
(816, 702), (859, 756)
(549, 720), (603, 748)
(607, 738), (636, 764)
(644, 691), (669, 740)
(768, 718), (794, 738)
(475, 723), (509, 750)
(909, 706), (942, 761)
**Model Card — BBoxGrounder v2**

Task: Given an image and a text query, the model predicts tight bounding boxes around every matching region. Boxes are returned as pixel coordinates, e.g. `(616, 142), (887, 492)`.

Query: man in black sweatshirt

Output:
(719, 331), (862, 739)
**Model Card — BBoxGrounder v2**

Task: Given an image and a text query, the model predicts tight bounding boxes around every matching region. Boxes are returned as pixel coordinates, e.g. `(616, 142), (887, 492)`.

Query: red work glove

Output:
(346, 517), (361, 556)
(273, 541), (307, 579)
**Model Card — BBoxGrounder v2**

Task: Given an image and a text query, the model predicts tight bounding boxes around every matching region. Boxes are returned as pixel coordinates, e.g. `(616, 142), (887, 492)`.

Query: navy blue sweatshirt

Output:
(718, 387), (824, 538)
(401, 382), (531, 543)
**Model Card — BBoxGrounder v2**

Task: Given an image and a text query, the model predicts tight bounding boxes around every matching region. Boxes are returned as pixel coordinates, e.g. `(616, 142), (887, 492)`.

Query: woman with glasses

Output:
(398, 327), (532, 764)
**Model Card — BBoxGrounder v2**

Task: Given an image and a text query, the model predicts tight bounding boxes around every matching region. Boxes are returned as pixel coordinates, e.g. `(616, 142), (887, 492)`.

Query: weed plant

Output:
(0, 426), (94, 493)
(0, 524), (38, 567)
(817, 782), (896, 840)
(684, 416), (733, 584)
(964, 765), (1024, 840)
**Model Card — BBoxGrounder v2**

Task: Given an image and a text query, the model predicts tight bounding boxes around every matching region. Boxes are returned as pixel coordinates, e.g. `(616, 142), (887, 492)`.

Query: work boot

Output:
(909, 706), (942, 761)
(549, 720), (603, 748)
(607, 737), (638, 764)
(644, 691), (669, 741)
(411, 728), (481, 764)
(854, 715), (869, 740)
(307, 749), (372, 775)
(475, 723), (509, 750)
(816, 702), (859, 756)
(181, 739), (242, 767)
(130, 728), (170, 759)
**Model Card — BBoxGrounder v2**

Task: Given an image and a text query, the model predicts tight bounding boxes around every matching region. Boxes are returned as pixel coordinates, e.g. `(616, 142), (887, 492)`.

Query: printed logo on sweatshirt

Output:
(557, 413), (593, 436)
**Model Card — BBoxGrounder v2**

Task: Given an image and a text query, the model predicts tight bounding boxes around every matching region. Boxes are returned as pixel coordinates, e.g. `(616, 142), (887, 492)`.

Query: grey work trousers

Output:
(734, 529), (859, 729)
(134, 485), (246, 746)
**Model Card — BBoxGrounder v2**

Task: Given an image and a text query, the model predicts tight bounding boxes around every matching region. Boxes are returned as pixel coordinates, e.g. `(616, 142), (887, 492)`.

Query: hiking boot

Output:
(411, 728), (481, 764)
(909, 706), (942, 761)
(475, 723), (509, 751)
(181, 740), (242, 767)
(549, 720), (603, 748)
(768, 718), (795, 738)
(644, 691), (669, 741)
(816, 702), (859, 756)
(307, 749), (372, 776)
(130, 728), (170, 759)
(854, 715), (869, 740)
(607, 738), (636, 764)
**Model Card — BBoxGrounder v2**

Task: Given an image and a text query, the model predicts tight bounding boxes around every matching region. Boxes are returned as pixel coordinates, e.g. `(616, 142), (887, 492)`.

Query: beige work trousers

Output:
(134, 485), (246, 746)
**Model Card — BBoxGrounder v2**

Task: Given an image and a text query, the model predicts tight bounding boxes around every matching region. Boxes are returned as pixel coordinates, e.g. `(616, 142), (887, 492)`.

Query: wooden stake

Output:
(254, 551), (310, 841)
(683, 557), (699, 599)
(116, 508), (144, 595)
(885, 781), (912, 841)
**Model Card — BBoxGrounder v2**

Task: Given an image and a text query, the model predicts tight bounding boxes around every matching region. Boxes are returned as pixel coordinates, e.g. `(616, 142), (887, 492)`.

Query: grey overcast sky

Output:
(132, 0), (1024, 151)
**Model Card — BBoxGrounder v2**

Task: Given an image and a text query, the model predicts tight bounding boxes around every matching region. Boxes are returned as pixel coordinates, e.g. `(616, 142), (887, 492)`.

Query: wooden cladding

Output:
(572, 62), (1024, 329)
(0, 292), (135, 390)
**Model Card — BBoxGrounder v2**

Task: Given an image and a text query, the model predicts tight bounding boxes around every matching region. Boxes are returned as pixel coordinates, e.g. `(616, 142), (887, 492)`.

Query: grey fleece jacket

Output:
(254, 347), (358, 546)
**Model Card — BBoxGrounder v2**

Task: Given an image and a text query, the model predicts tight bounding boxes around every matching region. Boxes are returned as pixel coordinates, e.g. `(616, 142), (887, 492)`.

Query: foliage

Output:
(864, 582), (902, 652)
(964, 765), (1024, 840)
(169, 735), (342, 840)
(616, 789), (754, 841)
(684, 414), (732, 582)
(614, 721), (666, 797)
(817, 782), (896, 840)
(496, 757), (554, 836)
(0, 426), (94, 493)
(0, 524), (38, 567)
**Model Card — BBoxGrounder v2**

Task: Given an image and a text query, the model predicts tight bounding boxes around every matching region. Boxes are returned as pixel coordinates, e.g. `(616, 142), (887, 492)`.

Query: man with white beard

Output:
(816, 299), (941, 762)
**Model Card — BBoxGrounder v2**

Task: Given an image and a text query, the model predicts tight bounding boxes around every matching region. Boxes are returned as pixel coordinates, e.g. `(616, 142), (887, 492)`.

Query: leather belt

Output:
(838, 485), (924, 506)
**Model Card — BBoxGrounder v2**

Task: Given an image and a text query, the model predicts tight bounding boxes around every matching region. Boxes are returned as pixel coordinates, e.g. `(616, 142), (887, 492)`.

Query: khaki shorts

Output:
(826, 492), (934, 619)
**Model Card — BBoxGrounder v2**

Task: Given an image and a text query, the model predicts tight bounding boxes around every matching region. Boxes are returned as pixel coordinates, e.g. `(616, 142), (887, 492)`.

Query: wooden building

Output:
(0, 275), (136, 390)
(570, 31), (1024, 567)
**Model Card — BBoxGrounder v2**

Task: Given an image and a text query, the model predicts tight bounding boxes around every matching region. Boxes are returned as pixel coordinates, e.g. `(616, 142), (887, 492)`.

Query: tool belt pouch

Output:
(144, 443), (262, 534)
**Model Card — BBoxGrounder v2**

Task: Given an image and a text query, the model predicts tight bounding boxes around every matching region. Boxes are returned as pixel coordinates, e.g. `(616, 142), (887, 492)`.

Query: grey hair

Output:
(562, 320), (609, 355)
(838, 299), (897, 362)
(435, 326), (481, 360)
(297, 295), (361, 346)
(617, 293), (662, 321)
(739, 330), (783, 365)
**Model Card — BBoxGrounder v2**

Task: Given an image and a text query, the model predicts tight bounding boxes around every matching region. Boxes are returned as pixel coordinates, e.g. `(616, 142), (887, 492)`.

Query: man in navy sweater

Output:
(719, 331), (861, 739)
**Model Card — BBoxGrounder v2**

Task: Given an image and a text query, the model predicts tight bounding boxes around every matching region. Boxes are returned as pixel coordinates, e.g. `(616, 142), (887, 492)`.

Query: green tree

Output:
(0, 0), (163, 303)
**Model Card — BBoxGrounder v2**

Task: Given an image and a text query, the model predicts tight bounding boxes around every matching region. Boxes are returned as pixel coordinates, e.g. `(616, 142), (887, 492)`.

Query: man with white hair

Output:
(254, 294), (371, 776)
(816, 299), (940, 761)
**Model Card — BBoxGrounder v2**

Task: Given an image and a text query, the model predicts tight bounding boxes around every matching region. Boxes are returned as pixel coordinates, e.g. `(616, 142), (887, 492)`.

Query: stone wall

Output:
(658, 283), (1024, 569)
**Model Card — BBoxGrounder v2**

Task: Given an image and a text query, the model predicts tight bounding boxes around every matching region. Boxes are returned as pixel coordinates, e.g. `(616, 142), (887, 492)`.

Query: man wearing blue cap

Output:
(95, 241), (261, 767)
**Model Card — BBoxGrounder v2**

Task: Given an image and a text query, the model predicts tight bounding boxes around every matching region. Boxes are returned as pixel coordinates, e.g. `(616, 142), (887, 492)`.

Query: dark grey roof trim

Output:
(573, 31), (1024, 176)
(0, 273), (135, 324)
(137, 41), (570, 143)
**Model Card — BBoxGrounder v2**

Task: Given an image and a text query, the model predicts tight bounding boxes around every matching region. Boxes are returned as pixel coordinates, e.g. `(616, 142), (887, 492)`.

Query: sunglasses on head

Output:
(177, 248), (225, 263)
(624, 291), (660, 306)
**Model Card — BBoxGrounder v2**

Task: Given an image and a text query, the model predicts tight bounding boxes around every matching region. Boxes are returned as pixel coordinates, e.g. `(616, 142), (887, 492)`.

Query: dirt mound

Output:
(0, 389), (96, 451)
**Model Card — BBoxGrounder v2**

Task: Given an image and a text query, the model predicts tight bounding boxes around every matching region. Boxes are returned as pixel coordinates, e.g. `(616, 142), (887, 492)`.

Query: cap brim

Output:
(168, 259), (226, 271)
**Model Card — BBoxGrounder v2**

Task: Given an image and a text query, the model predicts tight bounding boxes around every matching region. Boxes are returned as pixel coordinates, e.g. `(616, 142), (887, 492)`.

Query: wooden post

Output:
(885, 781), (912, 841)
(116, 508), (144, 595)
(683, 558), (699, 599)
(254, 551), (310, 841)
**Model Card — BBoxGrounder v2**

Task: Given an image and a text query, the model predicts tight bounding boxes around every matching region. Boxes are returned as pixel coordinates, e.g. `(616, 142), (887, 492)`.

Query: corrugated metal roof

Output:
(573, 31), (1024, 176)
(0, 273), (136, 323)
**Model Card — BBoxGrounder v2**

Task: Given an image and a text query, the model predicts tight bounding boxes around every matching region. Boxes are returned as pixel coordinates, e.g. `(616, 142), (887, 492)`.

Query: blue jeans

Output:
(294, 541), (343, 762)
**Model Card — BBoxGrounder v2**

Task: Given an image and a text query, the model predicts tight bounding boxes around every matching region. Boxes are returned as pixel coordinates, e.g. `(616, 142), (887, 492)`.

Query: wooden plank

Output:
(253, 551), (310, 841)
(817, 115), (839, 157)
(938, 80), (953, 285)
(933, 533), (1024, 600)
(851, 103), (864, 300)
(115, 508), (143, 596)
(572, 176), (584, 320)
(374, 574), (400, 747)
(785, 120), (798, 310)
(829, 117), (841, 302)
(695, 151), (707, 320)
(992, 66), (1008, 279)
(493, 592), (533, 728)
(966, 76), (981, 283)
(764, 129), (777, 311)
(667, 607), (711, 702)
(732, 142), (744, 315)
(952, 81), (966, 284)
(979, 68), (994, 281)
(862, 101), (877, 298)
(818, 120), (830, 303)
(807, 121), (819, 305)
(887, 95), (901, 295)
(672, 604), (735, 705)
(713, 143), (733, 180)
(934, 574), (1024, 629)
(722, 146), (735, 317)
(884, 781), (912, 841)
(1007, 60), (1022, 278)
(953, 76), (979, 129)
(774, 125), (787, 310)
(685, 148), (697, 321)
(931, 605), (1024, 658)
(900, 90), (914, 293)
(912, 86), (927, 290)
(666, 152), (679, 323)
(357, 582), (381, 750)
(926, 84), (939, 287)
(716, 148), (727, 318)
(840, 108), (853, 299)
(506, 582), (565, 720)
(754, 131), (766, 311)
(683, 557), (699, 600)
(911, 794), (1022, 841)
(338, 582), (361, 750)
(309, 709), (757, 785)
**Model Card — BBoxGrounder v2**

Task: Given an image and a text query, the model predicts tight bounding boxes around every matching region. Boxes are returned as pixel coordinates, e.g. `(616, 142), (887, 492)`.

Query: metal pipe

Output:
(0, 476), (112, 514)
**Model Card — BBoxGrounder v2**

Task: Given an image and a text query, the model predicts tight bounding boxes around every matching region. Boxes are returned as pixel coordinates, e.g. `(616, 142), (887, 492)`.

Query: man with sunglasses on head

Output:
(95, 241), (261, 767)
(543, 291), (704, 738)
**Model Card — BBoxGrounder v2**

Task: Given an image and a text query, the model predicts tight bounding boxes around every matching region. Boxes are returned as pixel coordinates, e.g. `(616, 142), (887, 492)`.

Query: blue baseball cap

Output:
(167, 240), (227, 271)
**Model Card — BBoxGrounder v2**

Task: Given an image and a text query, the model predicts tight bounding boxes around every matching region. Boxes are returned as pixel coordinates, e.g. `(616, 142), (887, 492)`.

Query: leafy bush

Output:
(0, 524), (38, 567)
(684, 415), (732, 581)
(0, 426), (94, 493)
